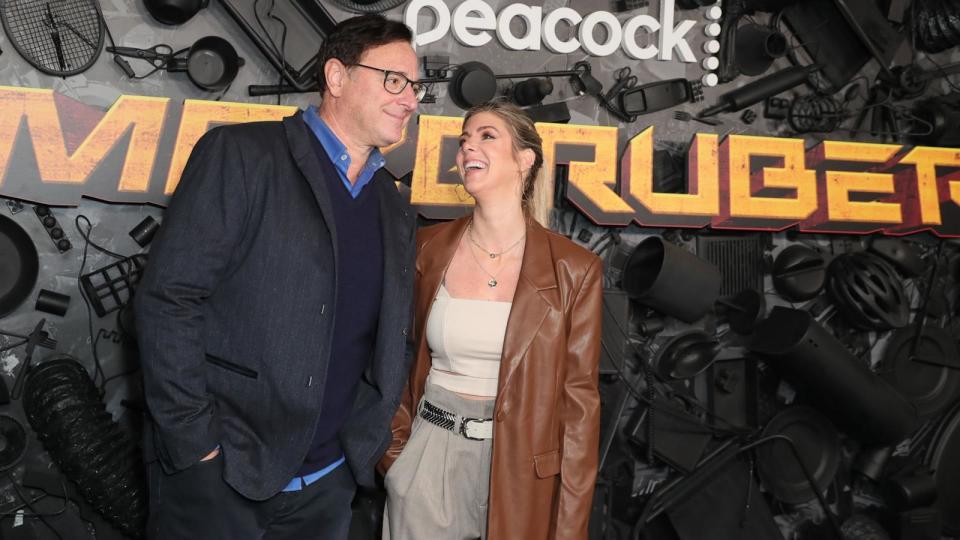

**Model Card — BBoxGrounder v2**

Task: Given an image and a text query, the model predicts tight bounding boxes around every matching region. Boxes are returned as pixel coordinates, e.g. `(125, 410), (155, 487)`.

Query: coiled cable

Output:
(23, 356), (146, 538)
(913, 0), (960, 54)
(788, 93), (846, 133)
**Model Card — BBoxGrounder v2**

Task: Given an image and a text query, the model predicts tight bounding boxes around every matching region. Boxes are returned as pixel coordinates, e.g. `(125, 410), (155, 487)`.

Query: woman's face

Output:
(456, 111), (531, 202)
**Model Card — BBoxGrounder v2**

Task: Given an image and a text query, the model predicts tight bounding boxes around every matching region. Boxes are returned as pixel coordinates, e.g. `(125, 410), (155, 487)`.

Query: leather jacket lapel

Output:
(416, 216), (469, 317)
(497, 219), (560, 402)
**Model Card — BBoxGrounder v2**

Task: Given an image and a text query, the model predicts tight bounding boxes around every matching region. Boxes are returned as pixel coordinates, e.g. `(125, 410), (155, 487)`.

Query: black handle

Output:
(717, 0), (746, 83)
(703, 64), (819, 116)
(248, 83), (316, 96)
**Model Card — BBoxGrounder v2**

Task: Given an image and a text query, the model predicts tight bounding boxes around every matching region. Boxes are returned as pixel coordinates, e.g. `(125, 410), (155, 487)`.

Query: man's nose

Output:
(399, 84), (419, 110)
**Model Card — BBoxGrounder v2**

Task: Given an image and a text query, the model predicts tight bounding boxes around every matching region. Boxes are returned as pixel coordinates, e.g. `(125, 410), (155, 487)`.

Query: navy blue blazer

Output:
(134, 111), (416, 500)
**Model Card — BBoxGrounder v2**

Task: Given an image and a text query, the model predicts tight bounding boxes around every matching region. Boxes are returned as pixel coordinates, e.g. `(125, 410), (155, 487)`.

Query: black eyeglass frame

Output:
(347, 62), (427, 102)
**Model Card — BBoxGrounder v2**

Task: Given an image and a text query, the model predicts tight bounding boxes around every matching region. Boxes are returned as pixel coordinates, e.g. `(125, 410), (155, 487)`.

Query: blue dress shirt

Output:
(301, 105), (387, 199)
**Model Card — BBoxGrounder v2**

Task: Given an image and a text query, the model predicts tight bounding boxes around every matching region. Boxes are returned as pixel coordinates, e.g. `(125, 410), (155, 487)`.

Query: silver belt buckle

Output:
(459, 417), (492, 440)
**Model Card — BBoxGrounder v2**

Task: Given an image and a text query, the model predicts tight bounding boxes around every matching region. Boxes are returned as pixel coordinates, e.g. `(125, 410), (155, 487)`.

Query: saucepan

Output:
(168, 36), (244, 92)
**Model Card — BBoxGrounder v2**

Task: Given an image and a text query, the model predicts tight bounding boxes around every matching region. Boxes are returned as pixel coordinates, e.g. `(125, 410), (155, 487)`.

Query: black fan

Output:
(328, 0), (408, 14)
(1, 0), (104, 76)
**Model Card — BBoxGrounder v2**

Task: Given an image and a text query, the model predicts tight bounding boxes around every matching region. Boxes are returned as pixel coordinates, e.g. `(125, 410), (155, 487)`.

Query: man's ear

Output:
(324, 58), (348, 98)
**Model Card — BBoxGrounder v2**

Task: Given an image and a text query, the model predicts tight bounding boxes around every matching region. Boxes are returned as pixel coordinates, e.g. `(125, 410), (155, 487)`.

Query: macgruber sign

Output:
(2, 87), (960, 236)
(404, 0), (699, 62)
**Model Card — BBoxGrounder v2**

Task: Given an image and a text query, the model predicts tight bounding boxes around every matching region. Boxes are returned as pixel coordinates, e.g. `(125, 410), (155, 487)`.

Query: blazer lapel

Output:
(497, 220), (560, 403)
(370, 172), (415, 381)
(282, 112), (338, 260)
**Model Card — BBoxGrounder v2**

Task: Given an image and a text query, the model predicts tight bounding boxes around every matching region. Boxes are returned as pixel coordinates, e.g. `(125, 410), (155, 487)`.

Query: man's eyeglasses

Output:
(348, 63), (427, 102)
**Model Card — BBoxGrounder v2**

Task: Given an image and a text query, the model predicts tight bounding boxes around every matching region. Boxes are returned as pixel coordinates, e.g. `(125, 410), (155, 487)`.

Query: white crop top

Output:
(425, 283), (512, 397)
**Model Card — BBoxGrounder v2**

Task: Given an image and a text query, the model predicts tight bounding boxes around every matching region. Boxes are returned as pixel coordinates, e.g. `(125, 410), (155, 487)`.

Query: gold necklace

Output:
(465, 236), (522, 287)
(468, 221), (525, 259)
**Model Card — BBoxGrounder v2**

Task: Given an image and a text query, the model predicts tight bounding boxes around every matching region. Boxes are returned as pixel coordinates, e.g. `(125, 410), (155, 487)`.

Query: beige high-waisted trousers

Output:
(382, 382), (495, 540)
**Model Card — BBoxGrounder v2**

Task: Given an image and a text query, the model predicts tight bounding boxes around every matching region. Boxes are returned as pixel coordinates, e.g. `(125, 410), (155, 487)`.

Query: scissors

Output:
(604, 66), (638, 103)
(106, 44), (177, 69)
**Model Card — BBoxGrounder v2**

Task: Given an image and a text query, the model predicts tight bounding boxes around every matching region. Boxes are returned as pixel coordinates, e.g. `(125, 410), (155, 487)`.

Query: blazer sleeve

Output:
(556, 255), (603, 539)
(134, 128), (249, 472)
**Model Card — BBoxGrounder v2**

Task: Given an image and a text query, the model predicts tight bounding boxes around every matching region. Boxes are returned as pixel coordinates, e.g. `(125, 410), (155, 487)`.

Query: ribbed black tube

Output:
(23, 356), (146, 538)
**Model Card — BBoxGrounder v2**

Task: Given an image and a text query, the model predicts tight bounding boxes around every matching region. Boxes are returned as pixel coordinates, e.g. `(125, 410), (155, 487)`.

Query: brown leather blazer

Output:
(378, 216), (602, 539)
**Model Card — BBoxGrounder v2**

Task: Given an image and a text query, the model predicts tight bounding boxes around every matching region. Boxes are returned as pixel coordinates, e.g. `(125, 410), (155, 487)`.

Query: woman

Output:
(377, 101), (603, 540)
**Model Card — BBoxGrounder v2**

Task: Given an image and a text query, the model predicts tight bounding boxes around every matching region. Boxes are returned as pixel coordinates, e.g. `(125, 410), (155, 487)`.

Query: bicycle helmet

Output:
(328, 0), (409, 13)
(826, 252), (909, 330)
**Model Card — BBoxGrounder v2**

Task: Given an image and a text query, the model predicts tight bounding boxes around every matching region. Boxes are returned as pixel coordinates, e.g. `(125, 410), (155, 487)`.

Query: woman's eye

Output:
(482, 133), (494, 140)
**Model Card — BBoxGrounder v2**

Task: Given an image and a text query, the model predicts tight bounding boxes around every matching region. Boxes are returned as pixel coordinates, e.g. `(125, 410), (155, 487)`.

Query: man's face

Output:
(339, 41), (419, 148)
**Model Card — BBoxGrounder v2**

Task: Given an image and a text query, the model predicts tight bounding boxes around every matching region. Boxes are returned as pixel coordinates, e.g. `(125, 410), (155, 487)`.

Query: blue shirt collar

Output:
(302, 105), (386, 198)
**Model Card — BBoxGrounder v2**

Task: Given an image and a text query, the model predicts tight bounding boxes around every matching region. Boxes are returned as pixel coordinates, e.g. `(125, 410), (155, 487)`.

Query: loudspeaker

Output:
(449, 62), (497, 110)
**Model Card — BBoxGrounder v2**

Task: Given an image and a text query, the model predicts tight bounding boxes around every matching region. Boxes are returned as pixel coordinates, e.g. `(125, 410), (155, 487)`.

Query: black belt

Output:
(419, 399), (493, 441)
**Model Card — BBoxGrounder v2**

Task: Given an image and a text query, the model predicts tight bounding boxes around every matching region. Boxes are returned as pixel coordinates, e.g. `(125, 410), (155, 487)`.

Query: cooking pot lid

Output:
(879, 326), (960, 418)
(772, 244), (826, 302)
(757, 405), (841, 504)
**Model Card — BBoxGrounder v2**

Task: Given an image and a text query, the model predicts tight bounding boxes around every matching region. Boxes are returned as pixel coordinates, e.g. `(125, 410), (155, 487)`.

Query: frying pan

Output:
(0, 214), (39, 318)
(167, 36), (243, 92)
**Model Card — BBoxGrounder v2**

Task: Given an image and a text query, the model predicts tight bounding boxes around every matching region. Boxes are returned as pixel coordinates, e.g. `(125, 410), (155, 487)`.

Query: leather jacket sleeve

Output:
(555, 256), (603, 538)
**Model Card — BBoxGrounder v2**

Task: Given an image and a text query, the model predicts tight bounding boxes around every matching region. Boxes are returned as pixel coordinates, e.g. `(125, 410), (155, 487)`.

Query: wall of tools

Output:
(1, 0), (960, 539)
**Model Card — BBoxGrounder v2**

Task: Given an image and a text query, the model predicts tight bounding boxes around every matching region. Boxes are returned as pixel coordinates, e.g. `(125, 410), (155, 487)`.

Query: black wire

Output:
(921, 55), (960, 93)
(6, 476), (66, 540)
(254, 0), (289, 104)
(268, 1), (287, 106)
(100, 311), (141, 389)
(74, 215), (131, 393)
(599, 298), (748, 435)
(75, 216), (125, 259)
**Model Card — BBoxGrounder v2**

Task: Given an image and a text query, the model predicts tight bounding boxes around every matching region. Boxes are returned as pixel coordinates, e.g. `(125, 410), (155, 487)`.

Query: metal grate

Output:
(696, 235), (765, 297)
(79, 254), (147, 317)
(1, 0), (104, 76)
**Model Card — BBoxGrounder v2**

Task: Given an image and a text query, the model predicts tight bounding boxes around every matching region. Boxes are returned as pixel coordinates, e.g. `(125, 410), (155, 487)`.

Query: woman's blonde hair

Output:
(463, 101), (550, 225)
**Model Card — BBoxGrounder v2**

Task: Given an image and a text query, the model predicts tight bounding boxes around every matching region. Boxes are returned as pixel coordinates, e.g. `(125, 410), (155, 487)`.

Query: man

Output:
(134, 14), (421, 539)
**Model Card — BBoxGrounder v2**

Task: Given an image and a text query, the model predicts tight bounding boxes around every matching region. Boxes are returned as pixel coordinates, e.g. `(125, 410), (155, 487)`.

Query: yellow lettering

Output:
(724, 135), (817, 220)
(166, 100), (296, 194)
(899, 146), (960, 225)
